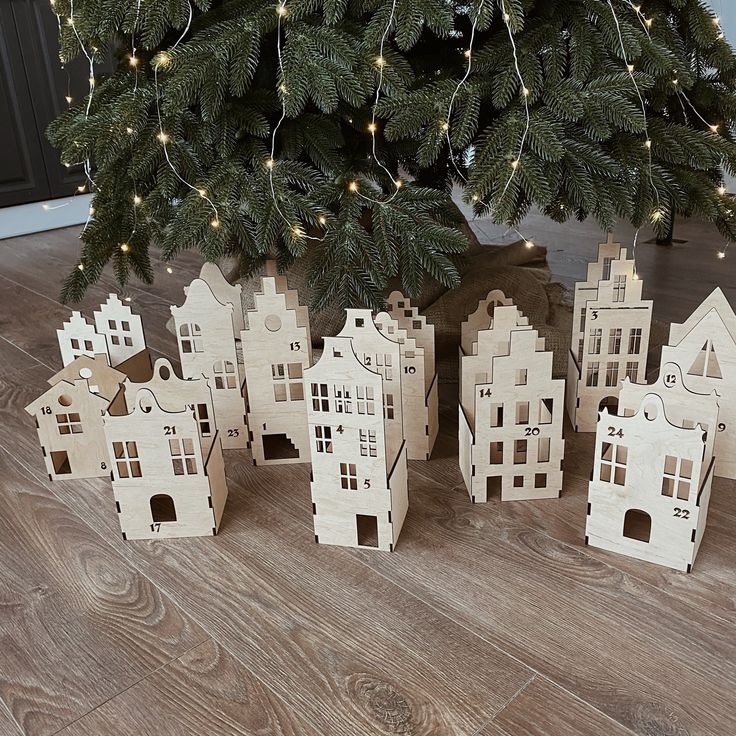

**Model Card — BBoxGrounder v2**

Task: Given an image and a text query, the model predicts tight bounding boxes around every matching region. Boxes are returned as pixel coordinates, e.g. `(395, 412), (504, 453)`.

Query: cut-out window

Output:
(356, 514), (378, 547)
(514, 439), (527, 464)
(56, 412), (83, 435)
(538, 436), (550, 463)
(586, 362), (600, 387)
(169, 438), (197, 475)
(628, 328), (642, 355)
(625, 361), (638, 382)
(356, 385), (375, 415)
(113, 441), (142, 478)
(515, 401), (529, 425)
(384, 394), (394, 420)
(623, 509), (651, 542)
(600, 442), (627, 485)
(179, 323), (203, 353)
(196, 403), (211, 436)
(340, 462), (357, 490)
(605, 362), (619, 388)
(535, 473), (547, 488)
(579, 308), (586, 333)
(602, 256), (613, 281)
(513, 475), (524, 488)
(688, 340), (722, 379)
(490, 403), (504, 428)
(661, 454), (692, 500)
(359, 429), (377, 457)
(613, 274), (626, 302)
(315, 425), (332, 453)
(608, 328), (622, 354)
(214, 360), (237, 390)
(334, 385), (352, 414)
(538, 398), (553, 425)
(589, 328), (602, 355)
(311, 383), (329, 411)
(150, 494), (177, 523)
(515, 369), (527, 386)
(51, 450), (72, 475)
(272, 362), (303, 401)
(490, 441), (503, 464)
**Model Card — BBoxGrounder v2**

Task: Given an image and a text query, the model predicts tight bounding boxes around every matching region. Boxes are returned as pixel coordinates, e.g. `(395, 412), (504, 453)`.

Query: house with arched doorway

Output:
(660, 288), (736, 480)
(566, 234), (653, 432)
(171, 276), (247, 450)
(585, 388), (718, 572)
(104, 388), (228, 540)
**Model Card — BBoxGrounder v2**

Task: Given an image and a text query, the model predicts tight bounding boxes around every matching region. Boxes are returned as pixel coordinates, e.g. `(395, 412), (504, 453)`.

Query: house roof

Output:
(669, 288), (736, 347)
(25, 378), (109, 416)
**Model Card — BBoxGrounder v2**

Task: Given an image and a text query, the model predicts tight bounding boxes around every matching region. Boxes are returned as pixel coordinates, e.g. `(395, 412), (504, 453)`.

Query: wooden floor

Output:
(1, 215), (735, 736)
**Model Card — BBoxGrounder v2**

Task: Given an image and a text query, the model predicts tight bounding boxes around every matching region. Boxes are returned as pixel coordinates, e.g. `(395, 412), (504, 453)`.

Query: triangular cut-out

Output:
(706, 344), (723, 379)
(687, 341), (709, 377)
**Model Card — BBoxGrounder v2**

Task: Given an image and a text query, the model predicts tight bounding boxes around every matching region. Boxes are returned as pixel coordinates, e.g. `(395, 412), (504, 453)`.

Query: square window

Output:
(515, 369), (527, 386)
(535, 473), (546, 488)
(513, 475), (524, 488)
(288, 363), (303, 379)
(274, 383), (288, 402)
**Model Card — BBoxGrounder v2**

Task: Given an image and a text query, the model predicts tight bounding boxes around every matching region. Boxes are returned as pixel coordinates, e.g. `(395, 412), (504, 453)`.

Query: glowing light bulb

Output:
(126, 126), (134, 135)
(78, 263), (84, 271)
(633, 5), (641, 12)
(348, 181), (358, 192)
(279, 83), (287, 93)
(129, 55), (139, 67)
(198, 188), (207, 197)
(464, 49), (471, 58)
(77, 185), (86, 193)
(710, 124), (719, 133)
(65, 95), (72, 104)
(265, 159), (275, 170)
(154, 51), (172, 67)
(503, 12), (510, 22)
(651, 209), (663, 222)
(166, 266), (173, 274)
(318, 216), (327, 225)
(718, 186), (727, 195)
(368, 123), (377, 133)
(89, 206), (94, 215)
(522, 87), (530, 97)
(627, 64), (635, 73)
(291, 224), (304, 238)
(276, 4), (287, 16)
(511, 159), (520, 170)
(124, 296), (132, 303)
(157, 131), (170, 144)
(440, 121), (449, 131)
(645, 139), (652, 149)
(210, 218), (220, 228)
(471, 194), (479, 202)
(394, 179), (402, 189)
(524, 240), (534, 248)
(120, 242), (130, 252)
(66, 17), (74, 27)
(133, 195), (142, 205)
(718, 251), (726, 259)
(672, 78), (678, 85)
(644, 17), (652, 28)
(376, 55), (386, 67)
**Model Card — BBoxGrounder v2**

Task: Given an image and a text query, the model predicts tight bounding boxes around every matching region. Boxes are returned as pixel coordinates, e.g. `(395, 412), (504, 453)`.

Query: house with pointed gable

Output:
(198, 262), (245, 337)
(383, 291), (439, 460)
(306, 335), (408, 551)
(241, 272), (312, 464)
(566, 233), (653, 433)
(586, 368), (719, 572)
(171, 276), (247, 450)
(659, 287), (736, 480)
(93, 294), (146, 365)
(104, 388), (228, 540)
(459, 291), (564, 502)
(25, 354), (128, 480)
(57, 311), (108, 367)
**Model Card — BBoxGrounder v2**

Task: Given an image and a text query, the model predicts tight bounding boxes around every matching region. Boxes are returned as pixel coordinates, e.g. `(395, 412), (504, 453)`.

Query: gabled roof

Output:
(669, 288), (736, 347)
(47, 354), (126, 402)
(25, 378), (108, 416)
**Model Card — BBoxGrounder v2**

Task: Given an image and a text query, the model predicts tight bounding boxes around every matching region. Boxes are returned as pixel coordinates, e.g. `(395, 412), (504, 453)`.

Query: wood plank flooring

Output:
(0, 216), (735, 735)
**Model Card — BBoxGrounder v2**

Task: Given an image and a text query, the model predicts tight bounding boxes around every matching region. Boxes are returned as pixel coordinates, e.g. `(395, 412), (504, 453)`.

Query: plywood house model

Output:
(109, 357), (218, 456)
(198, 262), (246, 336)
(171, 277), (247, 450)
(306, 335), (409, 551)
(241, 273), (312, 465)
(566, 234), (653, 433)
(93, 294), (146, 365)
(25, 355), (128, 480)
(104, 388), (228, 540)
(382, 292), (439, 460)
(660, 288), (736, 480)
(586, 372), (718, 572)
(459, 292), (564, 502)
(57, 311), (108, 367)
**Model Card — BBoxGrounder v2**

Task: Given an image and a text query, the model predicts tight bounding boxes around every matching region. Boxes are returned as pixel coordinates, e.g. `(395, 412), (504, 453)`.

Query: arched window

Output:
(213, 360), (237, 389)
(623, 509), (651, 543)
(150, 494), (176, 522)
(179, 323), (203, 354)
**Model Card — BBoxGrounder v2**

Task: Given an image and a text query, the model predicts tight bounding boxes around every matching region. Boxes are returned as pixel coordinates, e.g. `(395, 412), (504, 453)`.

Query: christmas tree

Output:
(49, 0), (736, 308)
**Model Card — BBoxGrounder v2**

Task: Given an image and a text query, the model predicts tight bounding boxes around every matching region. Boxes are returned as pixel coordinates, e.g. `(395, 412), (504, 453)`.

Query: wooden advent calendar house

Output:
(241, 272), (312, 465)
(171, 276), (247, 450)
(198, 262), (246, 337)
(104, 388), (228, 540)
(25, 355), (127, 480)
(585, 365), (719, 572)
(93, 294), (146, 365)
(566, 234), (653, 432)
(660, 288), (736, 480)
(306, 334), (409, 551)
(109, 357), (218, 456)
(382, 291), (439, 460)
(57, 311), (108, 367)
(459, 291), (565, 502)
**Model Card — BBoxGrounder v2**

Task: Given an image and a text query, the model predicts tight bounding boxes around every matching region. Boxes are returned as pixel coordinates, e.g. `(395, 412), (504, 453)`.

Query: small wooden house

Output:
(171, 277), (247, 450)
(306, 336), (408, 551)
(566, 234), (653, 432)
(57, 311), (108, 367)
(104, 387), (228, 540)
(198, 262), (245, 337)
(383, 292), (439, 460)
(241, 273), (312, 465)
(48, 353), (128, 402)
(459, 294), (564, 502)
(93, 294), (146, 366)
(337, 308), (405, 459)
(585, 385), (718, 572)
(660, 288), (736, 480)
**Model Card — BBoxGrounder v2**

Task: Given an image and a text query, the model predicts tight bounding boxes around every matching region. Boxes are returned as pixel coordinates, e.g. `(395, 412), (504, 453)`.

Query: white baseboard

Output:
(0, 194), (91, 240)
